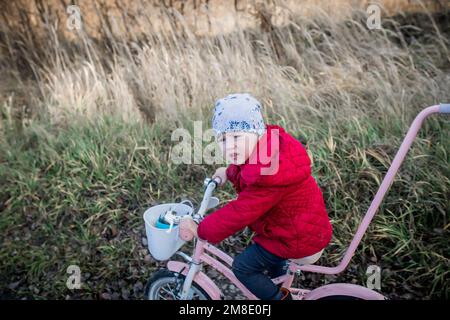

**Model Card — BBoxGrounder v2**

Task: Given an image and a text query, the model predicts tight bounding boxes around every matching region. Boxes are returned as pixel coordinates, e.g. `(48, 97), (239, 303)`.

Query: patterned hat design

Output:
(212, 93), (266, 136)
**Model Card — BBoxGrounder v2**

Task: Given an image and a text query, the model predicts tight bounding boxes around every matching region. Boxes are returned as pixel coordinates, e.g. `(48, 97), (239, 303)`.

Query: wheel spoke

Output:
(160, 286), (177, 299)
(157, 293), (168, 300)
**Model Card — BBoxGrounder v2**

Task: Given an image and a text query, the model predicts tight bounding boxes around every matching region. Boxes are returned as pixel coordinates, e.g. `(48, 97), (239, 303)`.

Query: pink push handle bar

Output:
(299, 104), (449, 275)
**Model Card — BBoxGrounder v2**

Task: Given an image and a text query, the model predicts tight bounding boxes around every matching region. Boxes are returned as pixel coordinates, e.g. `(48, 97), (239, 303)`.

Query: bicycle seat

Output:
(290, 249), (324, 265)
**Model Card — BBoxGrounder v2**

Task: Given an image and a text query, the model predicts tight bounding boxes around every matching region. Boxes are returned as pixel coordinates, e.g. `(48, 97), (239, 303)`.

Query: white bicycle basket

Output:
(143, 203), (193, 261)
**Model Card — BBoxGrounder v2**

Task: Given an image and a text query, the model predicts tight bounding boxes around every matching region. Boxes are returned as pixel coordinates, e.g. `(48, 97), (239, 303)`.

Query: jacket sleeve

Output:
(197, 185), (286, 244)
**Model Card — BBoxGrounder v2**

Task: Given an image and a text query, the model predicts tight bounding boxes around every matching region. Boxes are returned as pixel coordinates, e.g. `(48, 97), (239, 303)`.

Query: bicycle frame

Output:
(174, 238), (333, 300)
(168, 104), (449, 300)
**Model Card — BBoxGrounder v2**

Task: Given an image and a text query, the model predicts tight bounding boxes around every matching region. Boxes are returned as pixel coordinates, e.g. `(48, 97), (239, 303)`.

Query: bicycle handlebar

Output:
(192, 177), (221, 221)
(440, 103), (450, 113)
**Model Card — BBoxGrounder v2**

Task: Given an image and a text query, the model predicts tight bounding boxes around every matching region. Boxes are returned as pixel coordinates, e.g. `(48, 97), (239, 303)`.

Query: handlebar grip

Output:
(212, 176), (222, 186)
(440, 103), (450, 114)
(205, 177), (221, 188)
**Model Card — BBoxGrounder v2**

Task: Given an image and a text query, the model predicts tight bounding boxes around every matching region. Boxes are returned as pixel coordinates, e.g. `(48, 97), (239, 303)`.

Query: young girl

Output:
(180, 93), (332, 300)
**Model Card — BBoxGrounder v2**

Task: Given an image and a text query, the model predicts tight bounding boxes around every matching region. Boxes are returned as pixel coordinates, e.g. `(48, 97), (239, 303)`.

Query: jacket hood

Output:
(231, 125), (312, 187)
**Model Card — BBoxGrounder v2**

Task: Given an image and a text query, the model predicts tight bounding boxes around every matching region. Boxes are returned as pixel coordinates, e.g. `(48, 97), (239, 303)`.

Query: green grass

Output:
(0, 111), (448, 299)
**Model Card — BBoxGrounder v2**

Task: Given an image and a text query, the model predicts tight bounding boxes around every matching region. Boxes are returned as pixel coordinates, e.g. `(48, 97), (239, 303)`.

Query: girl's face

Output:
(217, 131), (259, 165)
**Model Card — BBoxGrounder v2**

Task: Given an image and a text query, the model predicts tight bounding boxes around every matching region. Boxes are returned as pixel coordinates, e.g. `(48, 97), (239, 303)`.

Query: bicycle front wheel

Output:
(145, 269), (211, 300)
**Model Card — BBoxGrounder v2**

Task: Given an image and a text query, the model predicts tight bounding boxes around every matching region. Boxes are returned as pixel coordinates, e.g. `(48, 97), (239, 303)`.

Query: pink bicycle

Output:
(143, 104), (449, 300)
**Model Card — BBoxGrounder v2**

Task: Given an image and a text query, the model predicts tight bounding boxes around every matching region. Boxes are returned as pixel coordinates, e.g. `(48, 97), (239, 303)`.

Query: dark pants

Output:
(232, 243), (288, 300)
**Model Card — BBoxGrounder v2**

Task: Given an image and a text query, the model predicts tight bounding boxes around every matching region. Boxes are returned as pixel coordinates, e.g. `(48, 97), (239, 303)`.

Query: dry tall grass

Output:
(2, 1), (449, 127)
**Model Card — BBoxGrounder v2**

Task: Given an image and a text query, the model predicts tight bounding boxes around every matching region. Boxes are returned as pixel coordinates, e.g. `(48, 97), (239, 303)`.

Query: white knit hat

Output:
(212, 93), (266, 137)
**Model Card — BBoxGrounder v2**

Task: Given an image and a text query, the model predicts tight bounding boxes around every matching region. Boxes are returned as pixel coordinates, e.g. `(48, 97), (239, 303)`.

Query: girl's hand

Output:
(179, 217), (198, 241)
(213, 167), (228, 186)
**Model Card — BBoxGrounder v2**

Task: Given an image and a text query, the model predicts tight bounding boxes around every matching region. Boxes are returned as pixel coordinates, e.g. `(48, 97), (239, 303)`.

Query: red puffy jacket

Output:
(197, 125), (332, 259)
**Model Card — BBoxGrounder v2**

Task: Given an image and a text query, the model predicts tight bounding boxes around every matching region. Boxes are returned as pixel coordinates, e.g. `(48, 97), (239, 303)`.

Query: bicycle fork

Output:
(178, 261), (202, 300)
